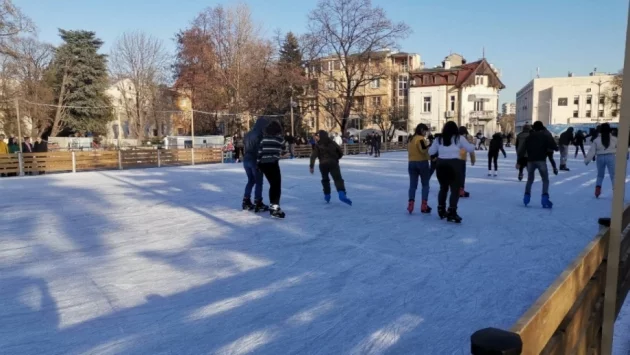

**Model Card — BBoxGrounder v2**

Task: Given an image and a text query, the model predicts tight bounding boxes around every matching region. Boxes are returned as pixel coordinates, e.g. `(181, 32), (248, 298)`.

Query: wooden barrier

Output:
(23, 152), (73, 174)
(75, 151), (119, 171)
(0, 153), (20, 175)
(471, 206), (630, 355)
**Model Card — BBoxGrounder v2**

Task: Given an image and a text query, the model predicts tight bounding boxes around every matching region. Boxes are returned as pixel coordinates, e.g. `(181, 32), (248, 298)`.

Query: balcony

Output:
(469, 111), (496, 120)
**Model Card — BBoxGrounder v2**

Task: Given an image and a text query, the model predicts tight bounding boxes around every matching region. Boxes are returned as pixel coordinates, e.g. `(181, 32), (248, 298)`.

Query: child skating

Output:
(309, 130), (352, 205)
(487, 133), (507, 176)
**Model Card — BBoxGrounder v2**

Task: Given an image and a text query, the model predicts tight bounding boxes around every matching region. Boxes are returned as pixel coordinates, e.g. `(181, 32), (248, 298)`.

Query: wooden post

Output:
(602, 3), (630, 353)
(118, 150), (123, 170)
(191, 148), (195, 166)
(15, 98), (22, 152)
(157, 149), (161, 168)
(344, 143), (348, 156)
(17, 152), (24, 176)
(71, 151), (76, 173)
(221, 148), (225, 164)
(471, 328), (522, 355)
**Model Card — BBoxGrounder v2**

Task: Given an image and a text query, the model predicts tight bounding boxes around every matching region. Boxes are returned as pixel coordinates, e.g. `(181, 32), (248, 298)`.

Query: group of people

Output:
(0, 135), (49, 177)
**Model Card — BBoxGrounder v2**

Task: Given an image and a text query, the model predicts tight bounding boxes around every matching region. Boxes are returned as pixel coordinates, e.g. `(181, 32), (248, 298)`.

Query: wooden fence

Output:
(471, 206), (630, 355)
(0, 142), (408, 177)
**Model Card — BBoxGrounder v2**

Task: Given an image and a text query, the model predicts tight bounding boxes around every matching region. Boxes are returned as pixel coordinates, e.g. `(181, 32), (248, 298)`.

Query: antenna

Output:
(482, 46), (485, 59)
(536, 67), (540, 78)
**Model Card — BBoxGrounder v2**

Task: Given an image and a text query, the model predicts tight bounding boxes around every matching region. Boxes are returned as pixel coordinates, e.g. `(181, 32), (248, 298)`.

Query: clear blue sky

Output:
(16, 0), (628, 105)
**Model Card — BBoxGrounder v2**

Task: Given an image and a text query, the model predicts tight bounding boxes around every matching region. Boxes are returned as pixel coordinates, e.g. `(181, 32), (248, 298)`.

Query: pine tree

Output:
(279, 32), (302, 67)
(49, 30), (112, 136)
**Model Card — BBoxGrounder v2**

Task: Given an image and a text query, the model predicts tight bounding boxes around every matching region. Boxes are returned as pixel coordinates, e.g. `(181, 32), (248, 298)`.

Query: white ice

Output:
(0, 148), (629, 354)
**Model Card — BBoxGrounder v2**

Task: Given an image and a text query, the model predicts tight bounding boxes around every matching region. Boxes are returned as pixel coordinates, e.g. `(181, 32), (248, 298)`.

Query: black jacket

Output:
(524, 129), (558, 161)
(573, 132), (585, 145)
(243, 117), (270, 163)
(33, 141), (48, 153)
(488, 133), (506, 157)
(310, 131), (343, 168)
(559, 128), (574, 146)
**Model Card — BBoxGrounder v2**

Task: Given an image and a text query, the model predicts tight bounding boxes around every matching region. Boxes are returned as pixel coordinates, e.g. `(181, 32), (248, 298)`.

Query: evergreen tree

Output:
(49, 29), (112, 136)
(279, 32), (302, 67)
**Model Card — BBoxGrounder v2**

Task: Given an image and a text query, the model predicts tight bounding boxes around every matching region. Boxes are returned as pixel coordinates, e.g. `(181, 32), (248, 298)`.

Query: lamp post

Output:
(592, 79), (611, 124)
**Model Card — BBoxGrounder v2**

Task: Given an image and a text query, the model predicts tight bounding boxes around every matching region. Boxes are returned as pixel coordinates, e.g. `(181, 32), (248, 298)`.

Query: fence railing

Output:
(471, 206), (630, 355)
(0, 142), (409, 177)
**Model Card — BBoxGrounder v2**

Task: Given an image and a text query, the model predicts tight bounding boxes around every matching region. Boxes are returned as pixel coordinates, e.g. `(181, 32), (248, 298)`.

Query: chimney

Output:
(568, 71), (573, 77)
(444, 60), (451, 69)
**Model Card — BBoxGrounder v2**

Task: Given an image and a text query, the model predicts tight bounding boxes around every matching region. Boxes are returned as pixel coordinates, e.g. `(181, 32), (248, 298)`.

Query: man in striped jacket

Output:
(257, 120), (287, 218)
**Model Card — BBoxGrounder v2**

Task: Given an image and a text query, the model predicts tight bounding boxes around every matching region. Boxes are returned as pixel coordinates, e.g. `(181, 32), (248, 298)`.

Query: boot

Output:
(437, 205), (447, 220)
(420, 200), (432, 214)
(254, 199), (269, 212)
(523, 193), (531, 206)
(493, 170), (498, 177)
(518, 173), (523, 181)
(407, 199), (414, 214)
(269, 204), (286, 219)
(553, 168), (559, 175)
(338, 191), (352, 206)
(446, 207), (462, 223)
(595, 186), (601, 198)
(488, 170), (492, 176)
(324, 194), (331, 203)
(459, 187), (470, 198)
(541, 194), (553, 209)
(242, 198), (254, 211)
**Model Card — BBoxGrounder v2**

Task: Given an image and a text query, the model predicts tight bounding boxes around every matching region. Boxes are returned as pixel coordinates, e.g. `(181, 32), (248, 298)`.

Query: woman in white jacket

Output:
(585, 123), (616, 198)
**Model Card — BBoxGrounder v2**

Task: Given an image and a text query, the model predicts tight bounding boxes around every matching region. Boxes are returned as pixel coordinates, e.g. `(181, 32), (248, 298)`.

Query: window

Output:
(586, 88), (592, 92)
(613, 94), (620, 104)
(448, 75), (455, 84)
(423, 96), (431, 112)
(586, 110), (592, 118)
(371, 96), (382, 107)
(474, 100), (485, 111)
(398, 75), (408, 97)
(423, 76), (430, 85)
(370, 78), (380, 89)
(573, 110), (579, 118)
(326, 81), (335, 91)
(557, 97), (568, 106)
(475, 75), (486, 85)
(599, 95), (605, 105)
(573, 96), (579, 105)
(309, 117), (315, 127)
(398, 97), (406, 107)
(586, 95), (592, 105)
(327, 61), (334, 74)
(450, 95), (456, 111)
(613, 109), (619, 117)
(598, 110), (604, 117)
(354, 97), (364, 109)
(350, 79), (357, 88)
(309, 99), (316, 109)
(326, 98), (336, 109)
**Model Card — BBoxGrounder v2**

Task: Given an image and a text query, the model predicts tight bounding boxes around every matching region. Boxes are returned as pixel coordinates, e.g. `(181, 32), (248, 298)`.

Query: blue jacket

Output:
(243, 117), (270, 163)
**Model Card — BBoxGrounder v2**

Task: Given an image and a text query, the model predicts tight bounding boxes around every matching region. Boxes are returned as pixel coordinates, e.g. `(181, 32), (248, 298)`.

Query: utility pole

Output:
(592, 78), (611, 124)
(15, 98), (22, 152)
(290, 87), (295, 137)
(117, 107), (123, 148)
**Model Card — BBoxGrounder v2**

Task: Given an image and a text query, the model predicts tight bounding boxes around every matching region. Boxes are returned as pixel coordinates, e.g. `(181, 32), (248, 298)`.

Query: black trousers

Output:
(436, 159), (462, 208)
(574, 143), (585, 157)
(459, 160), (467, 189)
(547, 151), (557, 170)
(488, 152), (498, 171)
(320, 162), (345, 195)
(517, 157), (527, 176)
(258, 161), (282, 205)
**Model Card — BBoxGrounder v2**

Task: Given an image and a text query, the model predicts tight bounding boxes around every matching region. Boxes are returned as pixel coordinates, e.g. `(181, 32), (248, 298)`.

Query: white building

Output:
(515, 71), (620, 130)
(502, 102), (516, 115)
(408, 54), (505, 137)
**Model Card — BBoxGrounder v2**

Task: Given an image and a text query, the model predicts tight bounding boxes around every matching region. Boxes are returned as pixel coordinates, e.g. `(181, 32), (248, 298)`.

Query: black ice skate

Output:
(269, 204), (285, 219)
(254, 200), (270, 213)
(437, 205), (447, 220)
(242, 198), (254, 211)
(446, 207), (462, 223)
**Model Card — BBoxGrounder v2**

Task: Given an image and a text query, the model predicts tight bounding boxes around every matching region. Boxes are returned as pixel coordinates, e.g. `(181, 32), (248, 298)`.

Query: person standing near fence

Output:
(309, 130), (352, 206)
(373, 133), (381, 157)
(33, 136), (48, 175)
(233, 134), (244, 163)
(407, 124), (432, 214)
(257, 120), (287, 219)
(0, 134), (8, 177)
(585, 123), (617, 198)
(487, 133), (507, 177)
(242, 118), (269, 212)
(558, 127), (574, 171)
(284, 132), (295, 159)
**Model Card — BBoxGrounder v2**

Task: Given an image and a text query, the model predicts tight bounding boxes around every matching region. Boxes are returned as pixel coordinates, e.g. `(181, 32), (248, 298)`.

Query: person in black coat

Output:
(33, 136), (48, 175)
(520, 121), (557, 208)
(558, 127), (574, 171)
(373, 134), (381, 157)
(309, 130), (352, 205)
(573, 130), (586, 158)
(487, 133), (507, 176)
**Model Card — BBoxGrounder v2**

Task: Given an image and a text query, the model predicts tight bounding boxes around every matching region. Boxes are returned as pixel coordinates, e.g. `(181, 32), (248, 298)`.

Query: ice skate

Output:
(595, 186), (601, 198)
(269, 204), (285, 219)
(338, 191), (352, 206)
(407, 199), (414, 214)
(324, 194), (331, 203)
(523, 193), (531, 206)
(242, 198), (254, 211)
(493, 170), (498, 177)
(541, 194), (553, 209)
(446, 207), (462, 223)
(254, 199), (269, 212)
(437, 205), (447, 220)
(420, 200), (432, 214)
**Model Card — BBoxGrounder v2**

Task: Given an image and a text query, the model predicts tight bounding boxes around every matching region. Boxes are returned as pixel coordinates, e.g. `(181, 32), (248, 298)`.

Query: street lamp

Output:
(591, 78), (611, 124)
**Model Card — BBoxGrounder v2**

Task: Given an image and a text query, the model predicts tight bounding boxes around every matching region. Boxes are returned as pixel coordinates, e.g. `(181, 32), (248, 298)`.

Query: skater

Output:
(285, 131), (296, 159)
(558, 127), (574, 171)
(515, 124), (531, 181)
(233, 134), (244, 162)
(429, 121), (475, 223)
(309, 130), (352, 205)
(506, 132), (513, 147)
(407, 123), (432, 214)
(366, 133), (373, 155)
(487, 132), (507, 176)
(585, 123), (617, 198)
(458, 126), (476, 198)
(542, 126), (559, 175)
(373, 133), (381, 157)
(573, 130), (586, 158)
(520, 121), (556, 208)
(242, 118), (270, 212)
(257, 120), (287, 218)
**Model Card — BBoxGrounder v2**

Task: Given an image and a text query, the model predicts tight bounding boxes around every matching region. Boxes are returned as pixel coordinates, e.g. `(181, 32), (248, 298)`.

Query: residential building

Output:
(502, 102), (516, 115)
(515, 70), (620, 131)
(408, 54), (505, 137)
(300, 50), (423, 134)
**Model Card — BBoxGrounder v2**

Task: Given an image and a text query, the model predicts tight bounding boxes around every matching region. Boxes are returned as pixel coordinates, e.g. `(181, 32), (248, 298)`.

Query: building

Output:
(408, 54), (505, 137)
(300, 50), (423, 134)
(502, 102), (516, 115)
(515, 70), (620, 131)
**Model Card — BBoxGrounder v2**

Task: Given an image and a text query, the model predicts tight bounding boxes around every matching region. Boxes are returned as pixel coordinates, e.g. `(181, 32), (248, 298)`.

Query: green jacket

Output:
(8, 144), (19, 153)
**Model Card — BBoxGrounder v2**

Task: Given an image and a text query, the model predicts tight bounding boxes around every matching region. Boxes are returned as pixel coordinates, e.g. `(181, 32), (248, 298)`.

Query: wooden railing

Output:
(0, 142), (408, 177)
(471, 206), (630, 355)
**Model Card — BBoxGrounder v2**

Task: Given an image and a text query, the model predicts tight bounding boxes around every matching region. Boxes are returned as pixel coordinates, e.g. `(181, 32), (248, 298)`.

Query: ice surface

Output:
(0, 148), (628, 354)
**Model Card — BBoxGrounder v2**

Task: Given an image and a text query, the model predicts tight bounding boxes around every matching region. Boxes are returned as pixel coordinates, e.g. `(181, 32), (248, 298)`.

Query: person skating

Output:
(573, 130), (586, 158)
(309, 130), (352, 205)
(373, 134), (381, 157)
(458, 126), (476, 198)
(515, 124), (531, 181)
(257, 120), (287, 218)
(487, 132), (507, 176)
(542, 126), (559, 175)
(407, 124), (432, 214)
(585, 123), (617, 198)
(519, 121), (556, 208)
(242, 117), (270, 212)
(429, 121), (475, 223)
(558, 127), (574, 171)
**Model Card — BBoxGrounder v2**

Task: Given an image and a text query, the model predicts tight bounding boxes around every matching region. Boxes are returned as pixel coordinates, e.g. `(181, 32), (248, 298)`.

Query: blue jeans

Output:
(525, 161), (549, 196)
(408, 161), (431, 201)
(596, 154), (615, 187)
(243, 160), (263, 201)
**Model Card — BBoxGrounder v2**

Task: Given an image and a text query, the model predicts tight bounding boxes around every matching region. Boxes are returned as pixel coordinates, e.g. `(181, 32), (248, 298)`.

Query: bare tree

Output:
(110, 31), (169, 140)
(0, 0), (35, 59)
(305, 0), (410, 134)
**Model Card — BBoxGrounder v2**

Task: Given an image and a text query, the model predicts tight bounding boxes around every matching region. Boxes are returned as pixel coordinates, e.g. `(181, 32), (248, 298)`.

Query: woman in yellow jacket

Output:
(458, 126), (476, 198)
(407, 123), (432, 214)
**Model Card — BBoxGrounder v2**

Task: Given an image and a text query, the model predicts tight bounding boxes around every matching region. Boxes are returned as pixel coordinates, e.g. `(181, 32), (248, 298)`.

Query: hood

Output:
(252, 117), (270, 135)
(317, 130), (329, 140)
(492, 133), (503, 140)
